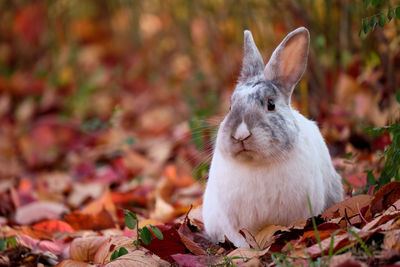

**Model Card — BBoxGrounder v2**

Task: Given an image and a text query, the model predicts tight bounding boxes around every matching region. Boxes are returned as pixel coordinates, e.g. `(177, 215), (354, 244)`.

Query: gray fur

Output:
(217, 29), (308, 164)
(239, 31), (264, 82)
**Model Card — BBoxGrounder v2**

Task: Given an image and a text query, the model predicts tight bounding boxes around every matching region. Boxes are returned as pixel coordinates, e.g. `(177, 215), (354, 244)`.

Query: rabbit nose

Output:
(232, 122), (252, 141)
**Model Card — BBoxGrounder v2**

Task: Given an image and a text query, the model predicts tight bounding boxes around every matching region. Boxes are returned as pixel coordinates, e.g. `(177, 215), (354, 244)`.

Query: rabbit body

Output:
(202, 28), (343, 248)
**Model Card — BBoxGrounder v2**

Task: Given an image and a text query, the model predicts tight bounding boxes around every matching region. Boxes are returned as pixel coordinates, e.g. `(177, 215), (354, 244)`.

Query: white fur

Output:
(202, 28), (343, 247)
(203, 110), (342, 247)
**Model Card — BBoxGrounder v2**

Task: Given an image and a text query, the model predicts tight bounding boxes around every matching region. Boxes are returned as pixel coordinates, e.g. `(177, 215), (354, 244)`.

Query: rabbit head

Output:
(216, 27), (310, 165)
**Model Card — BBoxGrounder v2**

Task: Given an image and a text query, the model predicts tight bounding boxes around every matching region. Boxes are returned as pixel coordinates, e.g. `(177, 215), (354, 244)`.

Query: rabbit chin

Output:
(230, 148), (265, 163)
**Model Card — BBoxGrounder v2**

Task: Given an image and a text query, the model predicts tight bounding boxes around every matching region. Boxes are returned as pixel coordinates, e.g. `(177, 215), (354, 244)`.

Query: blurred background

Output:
(1, 0), (400, 220)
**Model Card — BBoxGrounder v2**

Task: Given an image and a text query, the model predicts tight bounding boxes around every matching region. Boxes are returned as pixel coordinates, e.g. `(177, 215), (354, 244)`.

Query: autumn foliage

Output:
(0, 1), (400, 266)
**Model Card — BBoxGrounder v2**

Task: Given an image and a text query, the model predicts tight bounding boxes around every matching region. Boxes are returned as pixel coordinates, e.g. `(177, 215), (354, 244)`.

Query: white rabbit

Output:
(202, 27), (343, 248)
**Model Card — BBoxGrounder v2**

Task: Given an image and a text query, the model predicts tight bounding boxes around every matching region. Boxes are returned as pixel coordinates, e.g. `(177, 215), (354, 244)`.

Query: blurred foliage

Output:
(365, 93), (400, 191)
(1, 0), (399, 123)
(361, 0), (400, 35)
(0, 0), (400, 184)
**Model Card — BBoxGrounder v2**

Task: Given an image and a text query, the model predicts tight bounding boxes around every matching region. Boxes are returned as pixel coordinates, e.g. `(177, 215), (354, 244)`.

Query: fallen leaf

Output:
(240, 229), (261, 249)
(93, 236), (135, 264)
(55, 259), (95, 267)
(327, 252), (352, 267)
(65, 209), (115, 231)
(369, 181), (400, 216)
(164, 165), (195, 188)
(322, 194), (373, 221)
(33, 220), (74, 233)
(15, 201), (69, 225)
(105, 250), (169, 267)
(16, 234), (68, 255)
(171, 254), (223, 267)
(67, 182), (104, 208)
(382, 229), (400, 251)
(362, 211), (400, 231)
(226, 247), (270, 265)
(70, 236), (108, 262)
(82, 188), (116, 218)
(177, 231), (206, 255)
(143, 225), (186, 262)
(255, 224), (288, 249)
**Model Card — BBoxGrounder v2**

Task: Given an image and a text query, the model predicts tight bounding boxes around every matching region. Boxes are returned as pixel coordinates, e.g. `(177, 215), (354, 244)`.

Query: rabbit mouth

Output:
(233, 149), (256, 161)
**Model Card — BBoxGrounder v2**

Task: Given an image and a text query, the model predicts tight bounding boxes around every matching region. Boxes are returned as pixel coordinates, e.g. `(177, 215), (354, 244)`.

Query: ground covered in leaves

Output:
(1, 1), (400, 266)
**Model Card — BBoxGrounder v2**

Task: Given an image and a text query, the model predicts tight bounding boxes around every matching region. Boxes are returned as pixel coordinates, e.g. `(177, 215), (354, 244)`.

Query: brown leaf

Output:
(322, 194), (373, 221)
(69, 236), (108, 262)
(369, 181), (400, 216)
(292, 233), (349, 258)
(255, 224), (288, 249)
(15, 201), (69, 225)
(93, 236), (134, 264)
(226, 247), (270, 265)
(240, 229), (260, 249)
(67, 182), (104, 208)
(362, 211), (400, 231)
(328, 252), (352, 267)
(65, 209), (115, 231)
(104, 250), (169, 267)
(82, 188), (116, 218)
(55, 259), (95, 267)
(177, 231), (206, 255)
(382, 229), (400, 251)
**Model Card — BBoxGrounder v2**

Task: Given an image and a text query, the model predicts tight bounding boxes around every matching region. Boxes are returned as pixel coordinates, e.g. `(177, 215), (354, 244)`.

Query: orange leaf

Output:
(164, 165), (195, 188)
(33, 220), (74, 233)
(55, 259), (94, 267)
(65, 209), (115, 231)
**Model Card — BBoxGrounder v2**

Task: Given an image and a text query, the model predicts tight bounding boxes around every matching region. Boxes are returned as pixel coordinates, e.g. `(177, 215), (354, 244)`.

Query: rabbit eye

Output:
(267, 99), (275, 111)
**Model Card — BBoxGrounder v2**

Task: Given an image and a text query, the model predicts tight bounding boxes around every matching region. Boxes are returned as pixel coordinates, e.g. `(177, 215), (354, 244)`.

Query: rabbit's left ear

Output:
(264, 27), (309, 99)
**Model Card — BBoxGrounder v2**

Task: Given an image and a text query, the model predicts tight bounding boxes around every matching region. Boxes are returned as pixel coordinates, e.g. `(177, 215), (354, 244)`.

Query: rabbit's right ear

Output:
(264, 27), (310, 100)
(239, 30), (264, 82)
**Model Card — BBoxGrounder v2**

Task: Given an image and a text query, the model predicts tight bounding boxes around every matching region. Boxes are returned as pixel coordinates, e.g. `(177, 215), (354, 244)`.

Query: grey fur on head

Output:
(216, 27), (310, 164)
(239, 30), (264, 82)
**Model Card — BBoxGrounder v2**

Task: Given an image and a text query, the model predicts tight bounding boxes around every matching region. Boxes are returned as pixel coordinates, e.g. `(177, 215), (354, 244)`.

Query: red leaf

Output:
(143, 225), (186, 262)
(171, 254), (221, 267)
(16, 234), (68, 255)
(33, 220), (74, 233)
(65, 209), (115, 231)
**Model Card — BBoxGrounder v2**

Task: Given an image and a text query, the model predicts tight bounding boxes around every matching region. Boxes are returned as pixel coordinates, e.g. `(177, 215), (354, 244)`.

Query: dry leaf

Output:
(93, 236), (135, 264)
(255, 224), (288, 249)
(55, 259), (95, 267)
(33, 220), (74, 233)
(177, 231), (207, 255)
(105, 250), (170, 267)
(322, 194), (373, 220)
(240, 229), (260, 249)
(65, 209), (115, 231)
(67, 182), (104, 208)
(70, 236), (108, 262)
(15, 201), (69, 225)
(369, 181), (400, 216)
(82, 188), (116, 217)
(16, 234), (68, 255)
(226, 247), (270, 265)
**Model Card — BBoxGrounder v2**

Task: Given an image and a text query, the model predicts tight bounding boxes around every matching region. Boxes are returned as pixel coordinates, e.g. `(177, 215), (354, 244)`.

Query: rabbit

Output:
(202, 27), (343, 248)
